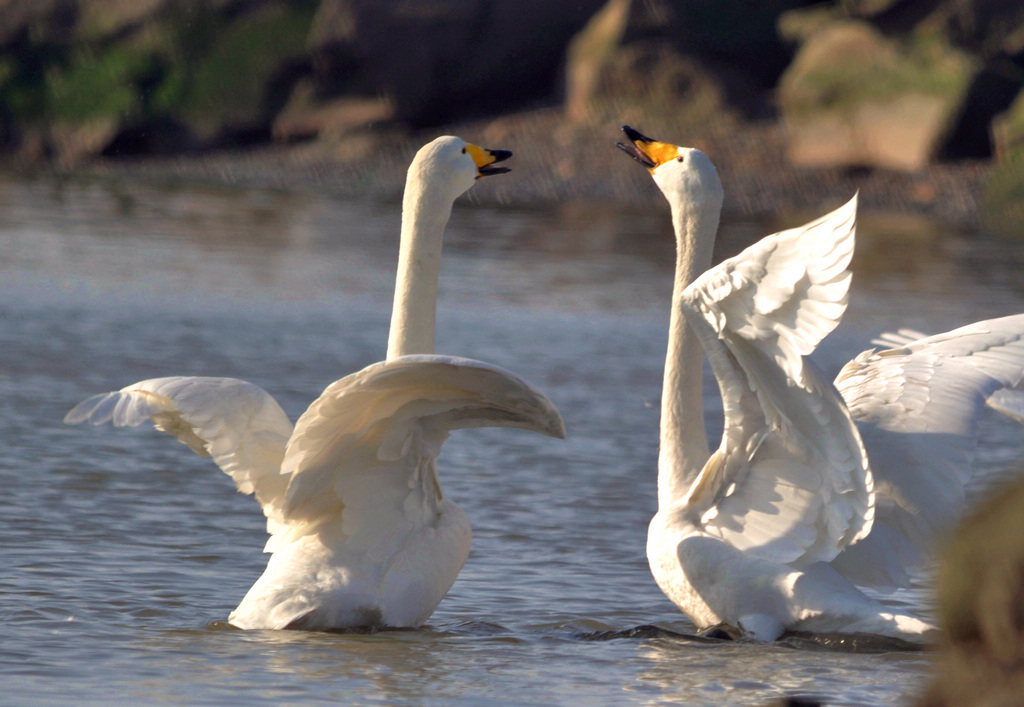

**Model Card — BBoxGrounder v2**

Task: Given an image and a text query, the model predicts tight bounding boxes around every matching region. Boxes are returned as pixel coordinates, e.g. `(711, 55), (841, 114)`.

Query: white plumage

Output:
(66, 136), (564, 630)
(617, 125), (1024, 642)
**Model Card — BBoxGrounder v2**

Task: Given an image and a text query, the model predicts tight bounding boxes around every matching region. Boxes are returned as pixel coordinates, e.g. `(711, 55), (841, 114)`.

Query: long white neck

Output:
(386, 176), (456, 359)
(657, 198), (719, 508)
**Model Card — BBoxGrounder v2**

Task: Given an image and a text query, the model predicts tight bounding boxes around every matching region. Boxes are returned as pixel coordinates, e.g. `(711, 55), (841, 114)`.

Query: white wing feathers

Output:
(274, 355), (565, 545)
(832, 313), (1024, 586)
(692, 195), (857, 389)
(678, 194), (873, 567)
(64, 377), (295, 524)
(65, 358), (564, 555)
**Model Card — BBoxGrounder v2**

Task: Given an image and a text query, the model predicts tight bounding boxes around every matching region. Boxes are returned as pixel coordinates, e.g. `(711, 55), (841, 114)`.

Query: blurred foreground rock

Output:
(916, 473), (1024, 707)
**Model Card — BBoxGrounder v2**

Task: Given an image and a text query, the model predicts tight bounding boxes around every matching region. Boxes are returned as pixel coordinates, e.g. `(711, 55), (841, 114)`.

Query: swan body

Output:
(618, 126), (1024, 641)
(67, 358), (563, 629)
(66, 136), (566, 630)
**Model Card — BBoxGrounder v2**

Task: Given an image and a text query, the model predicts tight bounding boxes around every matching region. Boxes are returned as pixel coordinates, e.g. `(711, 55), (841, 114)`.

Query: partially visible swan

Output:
(617, 125), (1024, 642)
(65, 136), (565, 630)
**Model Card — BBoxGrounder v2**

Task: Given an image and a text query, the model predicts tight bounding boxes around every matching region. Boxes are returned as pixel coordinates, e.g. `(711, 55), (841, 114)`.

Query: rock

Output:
(306, 0), (605, 127)
(564, 0), (631, 124)
(72, 0), (173, 41)
(0, 0), (70, 46)
(777, 5), (842, 45)
(0, 0), (317, 161)
(921, 0), (1024, 58)
(563, 0), (755, 137)
(101, 117), (198, 157)
(171, 2), (316, 144)
(983, 89), (1024, 237)
(779, 20), (978, 171)
(665, 0), (806, 89)
(915, 473), (1024, 706)
(573, 40), (744, 138)
(49, 117), (121, 167)
(272, 79), (393, 142)
(993, 89), (1024, 159)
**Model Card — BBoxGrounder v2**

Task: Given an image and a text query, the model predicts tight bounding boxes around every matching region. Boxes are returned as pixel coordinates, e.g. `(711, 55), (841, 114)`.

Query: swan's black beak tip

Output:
(621, 125), (653, 144)
(615, 133), (656, 169)
(489, 149), (513, 164)
(477, 148), (512, 177)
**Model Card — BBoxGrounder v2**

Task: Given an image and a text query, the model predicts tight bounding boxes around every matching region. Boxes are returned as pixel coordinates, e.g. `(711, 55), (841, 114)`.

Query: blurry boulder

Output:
(992, 89), (1024, 160)
(569, 40), (745, 139)
(48, 117), (121, 167)
(564, 0), (772, 135)
(307, 0), (606, 127)
(919, 0), (1024, 59)
(660, 0), (807, 90)
(915, 473), (1024, 706)
(564, 0), (631, 124)
(272, 79), (392, 142)
(779, 20), (977, 171)
(0, 0), (72, 46)
(168, 2), (315, 146)
(983, 89), (1024, 237)
(70, 0), (174, 41)
(0, 0), (316, 162)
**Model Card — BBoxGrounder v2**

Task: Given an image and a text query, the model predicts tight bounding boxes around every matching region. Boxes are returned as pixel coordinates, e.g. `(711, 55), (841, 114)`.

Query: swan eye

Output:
(461, 147), (467, 154)
(677, 156), (684, 163)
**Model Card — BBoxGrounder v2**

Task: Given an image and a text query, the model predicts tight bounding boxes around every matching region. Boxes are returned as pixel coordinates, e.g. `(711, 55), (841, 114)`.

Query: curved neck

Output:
(386, 179), (456, 359)
(658, 199), (719, 508)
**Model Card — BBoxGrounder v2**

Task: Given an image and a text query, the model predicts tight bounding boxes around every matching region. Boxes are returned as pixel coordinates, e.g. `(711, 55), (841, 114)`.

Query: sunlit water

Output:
(3, 174), (1024, 705)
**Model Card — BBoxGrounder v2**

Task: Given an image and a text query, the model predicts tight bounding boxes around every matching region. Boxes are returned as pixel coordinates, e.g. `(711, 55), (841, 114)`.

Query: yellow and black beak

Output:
(615, 125), (679, 173)
(465, 143), (513, 179)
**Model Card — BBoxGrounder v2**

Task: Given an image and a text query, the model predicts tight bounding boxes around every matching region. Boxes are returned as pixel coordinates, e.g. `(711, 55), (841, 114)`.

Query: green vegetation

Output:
(44, 45), (161, 122)
(0, 0), (318, 135)
(783, 24), (976, 117)
(175, 3), (317, 131)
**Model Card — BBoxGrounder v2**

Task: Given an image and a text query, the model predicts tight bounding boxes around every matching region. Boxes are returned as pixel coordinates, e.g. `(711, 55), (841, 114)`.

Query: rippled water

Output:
(3, 174), (1024, 705)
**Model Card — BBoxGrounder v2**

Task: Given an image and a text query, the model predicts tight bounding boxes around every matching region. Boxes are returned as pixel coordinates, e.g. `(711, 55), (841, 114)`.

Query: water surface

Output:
(3, 174), (1023, 705)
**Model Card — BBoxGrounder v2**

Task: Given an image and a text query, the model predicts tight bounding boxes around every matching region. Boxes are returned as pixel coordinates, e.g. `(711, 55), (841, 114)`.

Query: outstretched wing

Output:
(680, 194), (873, 567)
(64, 376), (294, 525)
(272, 355), (565, 549)
(832, 313), (1024, 586)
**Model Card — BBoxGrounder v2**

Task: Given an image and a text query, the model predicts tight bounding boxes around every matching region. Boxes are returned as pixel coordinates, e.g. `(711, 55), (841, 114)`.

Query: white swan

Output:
(617, 125), (1024, 642)
(65, 136), (565, 630)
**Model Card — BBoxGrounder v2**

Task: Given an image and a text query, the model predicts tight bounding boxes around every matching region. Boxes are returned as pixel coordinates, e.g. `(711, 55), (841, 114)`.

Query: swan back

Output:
(275, 355), (565, 544)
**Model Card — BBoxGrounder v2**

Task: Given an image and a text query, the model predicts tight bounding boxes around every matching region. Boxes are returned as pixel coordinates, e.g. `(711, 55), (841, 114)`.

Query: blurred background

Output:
(1, 0), (1022, 231)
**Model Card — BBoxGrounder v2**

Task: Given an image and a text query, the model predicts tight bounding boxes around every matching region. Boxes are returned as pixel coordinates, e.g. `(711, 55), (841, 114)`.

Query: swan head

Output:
(616, 125), (724, 214)
(409, 135), (512, 204)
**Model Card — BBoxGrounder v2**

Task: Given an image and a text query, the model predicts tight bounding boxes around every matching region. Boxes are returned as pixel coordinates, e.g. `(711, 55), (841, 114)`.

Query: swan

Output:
(616, 125), (1024, 642)
(65, 136), (565, 630)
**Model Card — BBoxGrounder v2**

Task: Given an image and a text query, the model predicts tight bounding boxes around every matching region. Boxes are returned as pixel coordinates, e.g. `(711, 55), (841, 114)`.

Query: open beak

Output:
(465, 143), (512, 179)
(615, 125), (678, 172)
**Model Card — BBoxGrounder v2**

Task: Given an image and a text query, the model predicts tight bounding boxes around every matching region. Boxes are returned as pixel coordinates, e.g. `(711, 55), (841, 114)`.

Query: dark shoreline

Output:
(54, 113), (994, 229)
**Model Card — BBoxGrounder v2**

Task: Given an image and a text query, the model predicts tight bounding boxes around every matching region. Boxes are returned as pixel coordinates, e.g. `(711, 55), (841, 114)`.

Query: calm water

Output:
(3, 174), (1024, 705)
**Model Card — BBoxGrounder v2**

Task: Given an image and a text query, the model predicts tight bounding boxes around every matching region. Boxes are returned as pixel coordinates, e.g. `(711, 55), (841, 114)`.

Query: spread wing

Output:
(832, 313), (1024, 586)
(679, 194), (873, 567)
(272, 355), (565, 550)
(64, 376), (295, 527)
